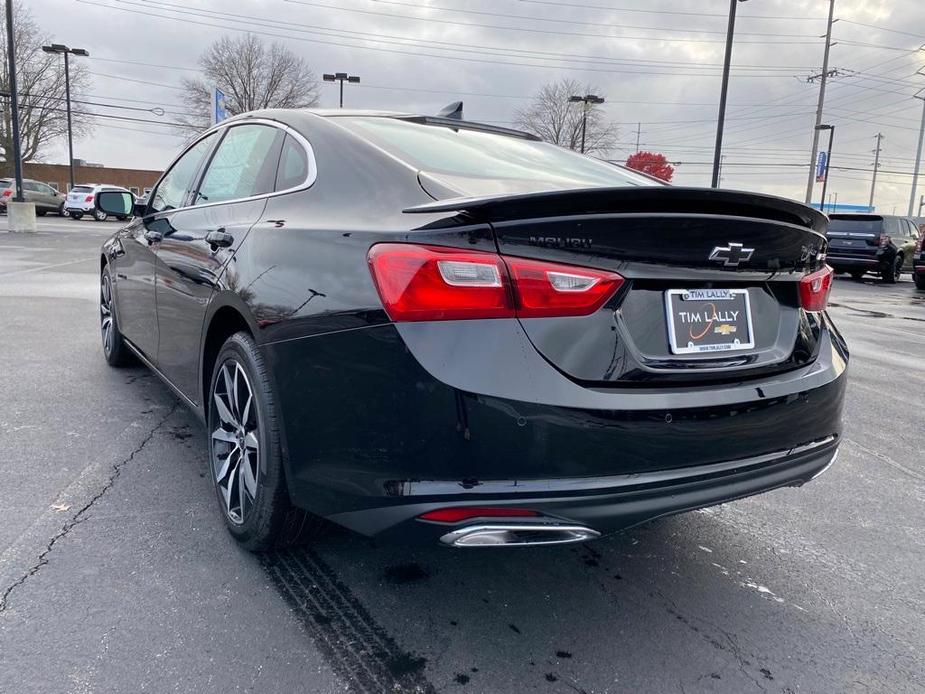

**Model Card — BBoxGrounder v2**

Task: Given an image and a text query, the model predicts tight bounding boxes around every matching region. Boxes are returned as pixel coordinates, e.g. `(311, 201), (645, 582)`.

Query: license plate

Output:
(665, 288), (755, 355)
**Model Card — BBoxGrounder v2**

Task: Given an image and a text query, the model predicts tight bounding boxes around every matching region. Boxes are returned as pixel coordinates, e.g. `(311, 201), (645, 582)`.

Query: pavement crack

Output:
(0, 403), (179, 614)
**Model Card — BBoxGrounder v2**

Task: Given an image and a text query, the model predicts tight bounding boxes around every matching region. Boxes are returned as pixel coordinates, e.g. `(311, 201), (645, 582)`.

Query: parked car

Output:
(913, 227), (925, 290)
(0, 178), (66, 216)
(65, 184), (133, 221)
(96, 110), (846, 551)
(826, 213), (919, 283)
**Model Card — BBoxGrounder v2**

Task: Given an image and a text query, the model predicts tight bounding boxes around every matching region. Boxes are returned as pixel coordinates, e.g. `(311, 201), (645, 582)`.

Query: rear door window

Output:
(828, 217), (883, 235)
(195, 125), (284, 205)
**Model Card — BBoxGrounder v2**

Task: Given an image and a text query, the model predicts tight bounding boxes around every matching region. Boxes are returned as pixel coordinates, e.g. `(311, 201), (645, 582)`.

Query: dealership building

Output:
(22, 161), (162, 197)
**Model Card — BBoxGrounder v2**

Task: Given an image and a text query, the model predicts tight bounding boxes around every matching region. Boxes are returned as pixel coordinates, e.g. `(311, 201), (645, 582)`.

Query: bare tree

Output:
(178, 34), (320, 135)
(514, 78), (617, 156)
(0, 1), (92, 175)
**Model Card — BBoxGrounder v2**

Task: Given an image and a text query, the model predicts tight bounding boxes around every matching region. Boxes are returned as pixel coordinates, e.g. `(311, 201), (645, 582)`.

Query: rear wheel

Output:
(100, 265), (134, 367)
(58, 203), (66, 217)
(36, 209), (47, 217)
(207, 332), (320, 551)
(93, 209), (108, 222)
(914, 272), (925, 290)
(881, 254), (902, 284)
(850, 271), (865, 281)
(69, 212), (83, 220)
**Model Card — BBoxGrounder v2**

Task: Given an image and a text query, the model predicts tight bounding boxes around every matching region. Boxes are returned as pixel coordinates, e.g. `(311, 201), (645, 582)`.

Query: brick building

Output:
(23, 161), (163, 197)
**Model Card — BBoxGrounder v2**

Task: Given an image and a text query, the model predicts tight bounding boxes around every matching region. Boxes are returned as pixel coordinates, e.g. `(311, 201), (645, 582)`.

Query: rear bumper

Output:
(828, 251), (893, 271)
(264, 317), (848, 543)
(329, 437), (840, 543)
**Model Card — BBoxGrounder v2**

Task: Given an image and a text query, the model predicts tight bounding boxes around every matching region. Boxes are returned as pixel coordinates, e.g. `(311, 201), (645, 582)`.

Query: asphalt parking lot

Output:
(1, 219), (922, 694)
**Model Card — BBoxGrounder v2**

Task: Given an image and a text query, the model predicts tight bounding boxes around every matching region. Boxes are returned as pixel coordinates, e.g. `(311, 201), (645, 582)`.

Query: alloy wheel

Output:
(100, 273), (114, 356)
(211, 360), (260, 525)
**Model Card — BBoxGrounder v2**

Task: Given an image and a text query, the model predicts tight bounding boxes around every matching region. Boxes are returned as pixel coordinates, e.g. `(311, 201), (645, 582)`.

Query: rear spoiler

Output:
(403, 186), (827, 234)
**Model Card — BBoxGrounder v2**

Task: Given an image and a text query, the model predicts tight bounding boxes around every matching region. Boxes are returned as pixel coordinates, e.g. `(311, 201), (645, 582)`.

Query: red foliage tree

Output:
(625, 151), (675, 182)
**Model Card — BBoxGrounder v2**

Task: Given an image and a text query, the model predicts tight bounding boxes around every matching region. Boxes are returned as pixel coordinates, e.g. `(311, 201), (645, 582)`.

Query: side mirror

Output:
(96, 191), (134, 217)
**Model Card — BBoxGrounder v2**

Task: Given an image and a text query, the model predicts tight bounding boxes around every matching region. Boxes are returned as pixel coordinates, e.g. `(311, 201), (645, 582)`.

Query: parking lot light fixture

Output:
(323, 72), (361, 108)
(41, 43), (89, 192)
(568, 94), (605, 154)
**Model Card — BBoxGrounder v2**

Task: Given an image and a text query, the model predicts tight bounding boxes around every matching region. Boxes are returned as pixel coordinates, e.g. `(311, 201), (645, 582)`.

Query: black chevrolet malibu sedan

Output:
(96, 109), (847, 550)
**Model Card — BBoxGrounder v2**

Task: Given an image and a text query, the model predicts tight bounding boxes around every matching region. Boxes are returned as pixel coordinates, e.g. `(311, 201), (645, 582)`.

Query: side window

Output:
(275, 135), (309, 191)
(150, 132), (217, 214)
(47, 182), (59, 191)
(195, 125), (284, 206)
(908, 220), (919, 239)
(23, 181), (39, 192)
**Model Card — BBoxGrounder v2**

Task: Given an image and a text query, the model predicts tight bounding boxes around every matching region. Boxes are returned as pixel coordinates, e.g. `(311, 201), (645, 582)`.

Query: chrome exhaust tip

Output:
(439, 523), (600, 547)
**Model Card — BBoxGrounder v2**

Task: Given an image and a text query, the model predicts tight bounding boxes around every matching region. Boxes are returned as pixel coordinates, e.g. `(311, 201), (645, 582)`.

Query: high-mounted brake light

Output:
(799, 265), (833, 312)
(367, 243), (624, 322)
(418, 507), (539, 523)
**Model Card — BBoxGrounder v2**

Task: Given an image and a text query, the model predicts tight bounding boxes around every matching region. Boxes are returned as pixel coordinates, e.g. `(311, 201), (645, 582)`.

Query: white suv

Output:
(65, 184), (134, 221)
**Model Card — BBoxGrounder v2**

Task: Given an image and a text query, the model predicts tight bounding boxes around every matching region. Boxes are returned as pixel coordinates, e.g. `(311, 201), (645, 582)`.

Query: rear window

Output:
(335, 116), (656, 196)
(70, 186), (92, 194)
(828, 216), (885, 234)
(0, 180), (10, 188)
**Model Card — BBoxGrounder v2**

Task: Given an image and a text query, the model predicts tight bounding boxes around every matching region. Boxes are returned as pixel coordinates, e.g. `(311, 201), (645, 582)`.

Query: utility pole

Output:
(711, 0), (746, 188)
(635, 122), (642, 152)
(568, 93), (604, 154)
(869, 132), (883, 211)
(804, 0), (837, 204)
(816, 124), (834, 213)
(322, 72), (360, 108)
(908, 90), (925, 217)
(41, 44), (89, 192)
(4, 0), (24, 203)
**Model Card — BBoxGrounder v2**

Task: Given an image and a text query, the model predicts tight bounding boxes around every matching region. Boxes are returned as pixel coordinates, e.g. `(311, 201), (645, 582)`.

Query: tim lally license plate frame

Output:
(664, 288), (755, 355)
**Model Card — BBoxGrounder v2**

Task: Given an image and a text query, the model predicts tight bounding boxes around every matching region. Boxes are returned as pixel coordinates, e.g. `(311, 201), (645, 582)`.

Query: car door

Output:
(22, 181), (42, 208)
(154, 122), (285, 404)
(115, 132), (219, 361)
(901, 219), (918, 269)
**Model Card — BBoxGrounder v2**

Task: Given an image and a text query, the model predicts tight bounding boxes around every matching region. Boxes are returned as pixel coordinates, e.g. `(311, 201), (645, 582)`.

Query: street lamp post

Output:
(41, 43), (88, 192)
(322, 72), (360, 108)
(908, 90), (925, 217)
(712, 0), (747, 188)
(5, 0), (24, 202)
(568, 94), (604, 154)
(816, 124), (835, 214)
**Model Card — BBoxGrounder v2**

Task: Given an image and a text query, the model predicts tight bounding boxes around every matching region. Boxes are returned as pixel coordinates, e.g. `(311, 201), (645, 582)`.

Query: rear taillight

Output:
(367, 244), (624, 322)
(878, 234), (891, 248)
(915, 234), (923, 254)
(84, 194), (94, 202)
(799, 265), (833, 312)
(1, 189), (11, 197)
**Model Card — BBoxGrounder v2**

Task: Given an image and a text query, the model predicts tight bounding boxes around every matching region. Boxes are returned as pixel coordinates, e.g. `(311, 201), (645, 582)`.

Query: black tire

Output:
(881, 254), (902, 284)
(914, 272), (925, 290)
(116, 215), (128, 221)
(58, 203), (66, 217)
(100, 265), (135, 367)
(36, 209), (47, 217)
(207, 332), (320, 551)
(93, 208), (108, 222)
(850, 271), (865, 281)
(70, 212), (83, 220)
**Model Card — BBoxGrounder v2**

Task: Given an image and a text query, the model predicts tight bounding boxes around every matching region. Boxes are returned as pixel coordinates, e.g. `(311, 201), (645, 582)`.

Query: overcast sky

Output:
(29, 0), (925, 214)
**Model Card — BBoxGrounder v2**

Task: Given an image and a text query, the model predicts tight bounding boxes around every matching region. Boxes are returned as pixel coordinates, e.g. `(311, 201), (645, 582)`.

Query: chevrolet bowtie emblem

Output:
(709, 242), (755, 267)
(714, 324), (736, 336)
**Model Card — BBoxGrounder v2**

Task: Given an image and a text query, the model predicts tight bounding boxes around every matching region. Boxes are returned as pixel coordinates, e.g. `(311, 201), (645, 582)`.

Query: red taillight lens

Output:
(1, 189), (11, 197)
(878, 234), (891, 248)
(799, 265), (833, 312)
(367, 243), (624, 322)
(915, 234), (923, 254)
(85, 194), (94, 202)
(367, 244), (513, 321)
(418, 507), (539, 523)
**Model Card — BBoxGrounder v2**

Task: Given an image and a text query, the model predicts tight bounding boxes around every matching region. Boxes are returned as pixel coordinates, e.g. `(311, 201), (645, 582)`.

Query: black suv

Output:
(913, 225), (924, 289)
(827, 214), (919, 283)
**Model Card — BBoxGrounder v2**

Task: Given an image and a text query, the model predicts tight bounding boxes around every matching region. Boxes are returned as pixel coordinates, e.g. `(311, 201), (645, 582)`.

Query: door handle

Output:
(144, 230), (163, 244)
(206, 229), (234, 249)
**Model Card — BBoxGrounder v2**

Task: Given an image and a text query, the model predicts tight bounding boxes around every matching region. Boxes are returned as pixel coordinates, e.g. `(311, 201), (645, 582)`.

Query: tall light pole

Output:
(5, 0), (24, 202)
(322, 72), (360, 108)
(804, 0), (837, 203)
(908, 89), (925, 217)
(712, 0), (747, 188)
(869, 132), (883, 212)
(568, 93), (604, 154)
(41, 43), (88, 192)
(815, 124), (835, 214)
